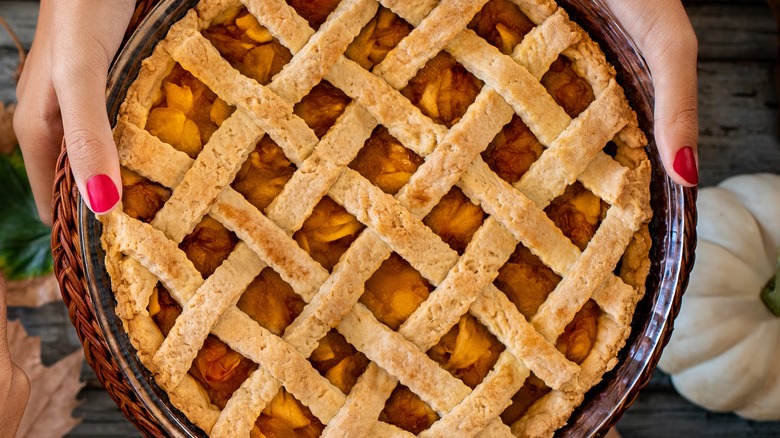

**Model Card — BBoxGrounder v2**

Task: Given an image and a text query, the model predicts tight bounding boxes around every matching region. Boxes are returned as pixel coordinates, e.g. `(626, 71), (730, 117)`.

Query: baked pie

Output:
(101, 0), (653, 436)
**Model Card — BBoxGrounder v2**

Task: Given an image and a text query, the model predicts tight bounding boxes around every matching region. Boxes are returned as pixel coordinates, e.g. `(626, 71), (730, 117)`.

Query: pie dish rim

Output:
(76, 0), (695, 436)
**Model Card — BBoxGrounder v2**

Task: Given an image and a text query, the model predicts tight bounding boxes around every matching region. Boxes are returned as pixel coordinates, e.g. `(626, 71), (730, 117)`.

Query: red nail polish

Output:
(86, 174), (120, 213)
(672, 146), (698, 185)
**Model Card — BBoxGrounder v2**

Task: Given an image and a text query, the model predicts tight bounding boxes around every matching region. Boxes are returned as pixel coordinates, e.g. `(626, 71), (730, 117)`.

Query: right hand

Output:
(14, 0), (136, 225)
(0, 273), (30, 438)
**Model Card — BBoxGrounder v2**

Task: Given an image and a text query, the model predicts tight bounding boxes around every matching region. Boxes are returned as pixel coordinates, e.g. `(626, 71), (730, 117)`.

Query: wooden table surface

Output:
(1, 0), (779, 436)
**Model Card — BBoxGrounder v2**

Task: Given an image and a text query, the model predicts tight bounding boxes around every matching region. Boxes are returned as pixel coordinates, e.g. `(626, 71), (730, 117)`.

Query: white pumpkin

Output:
(659, 173), (780, 421)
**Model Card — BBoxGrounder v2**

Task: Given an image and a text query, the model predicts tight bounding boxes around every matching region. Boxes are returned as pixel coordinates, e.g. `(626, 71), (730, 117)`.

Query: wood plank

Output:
(697, 60), (780, 186)
(0, 2), (37, 50)
(0, 1), (36, 103)
(618, 387), (780, 438)
(70, 389), (141, 437)
(689, 3), (779, 61)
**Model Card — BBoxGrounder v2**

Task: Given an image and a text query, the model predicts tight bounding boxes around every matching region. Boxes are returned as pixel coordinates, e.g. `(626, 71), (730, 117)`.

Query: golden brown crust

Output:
(102, 0), (653, 436)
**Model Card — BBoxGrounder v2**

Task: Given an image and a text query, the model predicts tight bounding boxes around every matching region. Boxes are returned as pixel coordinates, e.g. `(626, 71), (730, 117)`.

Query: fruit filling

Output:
(345, 7), (413, 70)
(482, 115), (544, 184)
(380, 385), (439, 434)
(232, 137), (296, 211)
(500, 372), (549, 425)
(294, 81), (351, 138)
(294, 197), (364, 272)
(427, 314), (505, 389)
(495, 245), (561, 319)
(149, 286), (257, 409)
(349, 127), (423, 195)
(545, 183), (607, 251)
(146, 65), (233, 158)
(237, 268), (305, 336)
(179, 216), (239, 278)
(150, 269), (324, 436)
(360, 253), (432, 330)
(401, 53), (483, 127)
(120, 168), (171, 223)
(423, 188), (486, 254)
(542, 55), (595, 118)
(469, 0), (535, 55)
(495, 184), (606, 425)
(556, 300), (599, 365)
(309, 331), (369, 394)
(256, 389), (324, 438)
(203, 9), (292, 86)
(190, 336), (259, 409)
(149, 285), (180, 336)
(287, 0), (342, 30)
(361, 257), (503, 433)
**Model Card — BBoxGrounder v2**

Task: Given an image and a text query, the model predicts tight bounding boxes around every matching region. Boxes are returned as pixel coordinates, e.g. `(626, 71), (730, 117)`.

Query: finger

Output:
(605, 0), (699, 186)
(49, 1), (135, 214)
(13, 0), (63, 225)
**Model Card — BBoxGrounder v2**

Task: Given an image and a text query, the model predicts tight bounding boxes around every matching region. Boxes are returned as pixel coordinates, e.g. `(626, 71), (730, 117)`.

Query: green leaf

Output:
(0, 146), (53, 280)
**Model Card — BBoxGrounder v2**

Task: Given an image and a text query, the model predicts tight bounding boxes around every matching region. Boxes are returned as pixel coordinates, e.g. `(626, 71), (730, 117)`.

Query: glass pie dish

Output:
(67, 0), (697, 436)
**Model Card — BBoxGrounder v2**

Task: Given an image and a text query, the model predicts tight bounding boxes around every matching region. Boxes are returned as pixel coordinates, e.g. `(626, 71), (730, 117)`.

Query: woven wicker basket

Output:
(51, 1), (697, 436)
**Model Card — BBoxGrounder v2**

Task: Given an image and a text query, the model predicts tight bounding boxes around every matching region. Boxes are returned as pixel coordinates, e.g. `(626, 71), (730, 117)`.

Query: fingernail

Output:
(672, 146), (698, 185)
(86, 174), (120, 213)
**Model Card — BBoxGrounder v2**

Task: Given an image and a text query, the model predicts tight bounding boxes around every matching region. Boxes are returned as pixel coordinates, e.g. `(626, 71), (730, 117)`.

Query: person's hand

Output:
(0, 273), (30, 438)
(14, 0), (136, 225)
(604, 0), (699, 186)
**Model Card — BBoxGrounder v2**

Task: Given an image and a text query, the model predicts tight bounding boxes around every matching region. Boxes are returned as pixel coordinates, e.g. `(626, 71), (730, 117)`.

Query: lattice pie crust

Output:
(101, 0), (653, 436)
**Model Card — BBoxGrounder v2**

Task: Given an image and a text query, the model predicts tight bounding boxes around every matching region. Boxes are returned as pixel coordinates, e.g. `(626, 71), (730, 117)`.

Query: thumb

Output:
(49, 0), (135, 214)
(54, 63), (122, 214)
(647, 14), (699, 187)
(606, 1), (699, 186)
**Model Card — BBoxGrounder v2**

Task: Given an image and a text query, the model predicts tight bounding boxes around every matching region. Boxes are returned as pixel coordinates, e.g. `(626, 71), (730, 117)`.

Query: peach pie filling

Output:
(124, 1), (615, 434)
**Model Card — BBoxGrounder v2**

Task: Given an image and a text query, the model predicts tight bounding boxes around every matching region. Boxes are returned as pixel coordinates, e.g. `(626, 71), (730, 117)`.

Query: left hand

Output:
(14, 0), (136, 224)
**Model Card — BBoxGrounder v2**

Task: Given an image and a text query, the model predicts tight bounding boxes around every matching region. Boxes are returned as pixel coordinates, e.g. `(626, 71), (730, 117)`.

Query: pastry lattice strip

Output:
(103, 0), (652, 436)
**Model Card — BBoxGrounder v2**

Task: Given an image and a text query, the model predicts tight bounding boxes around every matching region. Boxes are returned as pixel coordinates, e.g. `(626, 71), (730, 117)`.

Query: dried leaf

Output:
(6, 274), (61, 307)
(7, 320), (84, 438)
(0, 102), (16, 155)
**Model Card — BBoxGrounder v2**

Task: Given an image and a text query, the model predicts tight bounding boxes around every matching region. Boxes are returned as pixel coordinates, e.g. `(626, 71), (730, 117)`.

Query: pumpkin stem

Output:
(761, 249), (780, 317)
